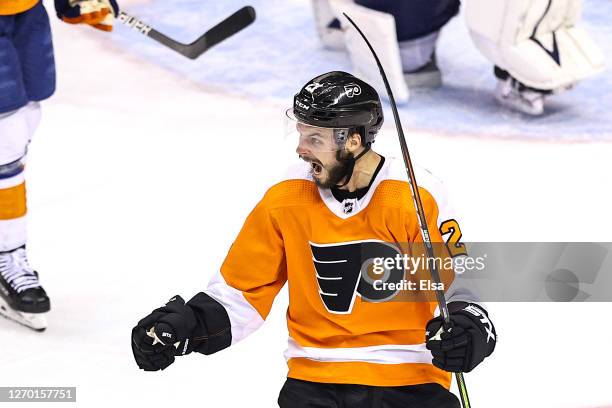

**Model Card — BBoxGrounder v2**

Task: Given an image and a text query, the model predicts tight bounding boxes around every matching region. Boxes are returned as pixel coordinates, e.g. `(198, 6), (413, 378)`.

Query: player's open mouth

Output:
(311, 161), (323, 175)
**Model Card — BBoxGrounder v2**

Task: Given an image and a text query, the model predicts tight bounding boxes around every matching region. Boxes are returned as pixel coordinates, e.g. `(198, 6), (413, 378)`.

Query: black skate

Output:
(0, 246), (50, 331)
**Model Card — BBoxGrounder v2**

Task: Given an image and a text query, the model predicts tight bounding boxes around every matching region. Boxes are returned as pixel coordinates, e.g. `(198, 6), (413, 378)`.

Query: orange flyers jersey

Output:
(0, 0), (39, 15)
(205, 157), (476, 387)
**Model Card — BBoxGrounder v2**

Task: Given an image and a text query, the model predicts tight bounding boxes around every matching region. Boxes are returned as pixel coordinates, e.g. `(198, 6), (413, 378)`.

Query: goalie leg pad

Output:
(464, 0), (604, 90)
(312, 0), (346, 50)
(329, 0), (409, 104)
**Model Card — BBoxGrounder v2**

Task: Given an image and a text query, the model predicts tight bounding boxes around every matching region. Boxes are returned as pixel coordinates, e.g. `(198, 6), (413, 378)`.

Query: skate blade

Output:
(0, 296), (47, 332)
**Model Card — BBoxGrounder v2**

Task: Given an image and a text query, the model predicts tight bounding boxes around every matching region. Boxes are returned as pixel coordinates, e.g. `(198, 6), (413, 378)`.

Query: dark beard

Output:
(314, 151), (354, 189)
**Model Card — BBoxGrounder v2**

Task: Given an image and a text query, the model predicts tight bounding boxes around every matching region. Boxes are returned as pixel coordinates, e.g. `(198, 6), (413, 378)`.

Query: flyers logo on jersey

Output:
(310, 240), (404, 314)
(344, 84), (361, 98)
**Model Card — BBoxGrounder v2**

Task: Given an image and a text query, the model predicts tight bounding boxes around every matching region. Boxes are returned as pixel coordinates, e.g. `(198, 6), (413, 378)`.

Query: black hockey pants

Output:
(278, 378), (460, 408)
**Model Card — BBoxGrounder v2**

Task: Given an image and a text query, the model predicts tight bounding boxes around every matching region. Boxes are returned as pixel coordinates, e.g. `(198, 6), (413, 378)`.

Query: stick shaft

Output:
(342, 13), (471, 408)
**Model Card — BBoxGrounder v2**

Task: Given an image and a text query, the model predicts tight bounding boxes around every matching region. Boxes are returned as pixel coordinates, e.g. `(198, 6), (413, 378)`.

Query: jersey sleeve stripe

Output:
(205, 271), (265, 345)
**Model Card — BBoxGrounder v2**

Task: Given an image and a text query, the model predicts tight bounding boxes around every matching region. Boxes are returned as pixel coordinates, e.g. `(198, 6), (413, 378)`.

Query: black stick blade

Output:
(124, 6), (256, 60)
(185, 6), (256, 59)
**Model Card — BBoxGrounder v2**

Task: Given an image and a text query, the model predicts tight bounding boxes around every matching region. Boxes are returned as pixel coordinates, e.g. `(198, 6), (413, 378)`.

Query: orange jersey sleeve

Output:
(219, 192), (288, 321)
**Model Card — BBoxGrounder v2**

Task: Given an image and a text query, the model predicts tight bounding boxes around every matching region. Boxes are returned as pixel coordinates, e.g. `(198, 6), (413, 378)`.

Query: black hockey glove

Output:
(425, 302), (496, 373)
(131, 295), (197, 371)
(131, 293), (232, 371)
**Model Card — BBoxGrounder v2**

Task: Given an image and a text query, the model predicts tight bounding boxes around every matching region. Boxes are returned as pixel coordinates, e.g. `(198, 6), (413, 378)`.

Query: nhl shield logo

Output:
(344, 84), (361, 98)
(342, 198), (357, 214)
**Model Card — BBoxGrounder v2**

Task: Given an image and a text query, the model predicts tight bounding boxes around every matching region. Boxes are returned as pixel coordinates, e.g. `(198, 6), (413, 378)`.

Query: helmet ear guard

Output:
(334, 127), (374, 149)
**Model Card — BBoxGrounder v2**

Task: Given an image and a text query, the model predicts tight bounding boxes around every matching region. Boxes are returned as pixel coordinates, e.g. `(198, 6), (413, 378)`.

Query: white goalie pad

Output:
(312, 0), (347, 50)
(464, 0), (604, 90)
(329, 0), (410, 104)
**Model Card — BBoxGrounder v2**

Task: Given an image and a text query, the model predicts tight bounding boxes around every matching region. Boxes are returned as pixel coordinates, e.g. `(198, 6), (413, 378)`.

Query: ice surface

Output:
(1, 1), (611, 407)
(110, 0), (612, 141)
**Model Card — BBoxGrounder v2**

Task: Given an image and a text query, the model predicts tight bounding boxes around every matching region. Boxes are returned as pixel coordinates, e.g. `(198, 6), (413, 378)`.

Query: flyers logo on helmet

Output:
(344, 84), (362, 98)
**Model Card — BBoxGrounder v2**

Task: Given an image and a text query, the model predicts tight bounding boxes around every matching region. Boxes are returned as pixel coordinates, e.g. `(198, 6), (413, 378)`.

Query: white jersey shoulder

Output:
(267, 157), (454, 223)
(328, 0), (409, 104)
(386, 157), (454, 225)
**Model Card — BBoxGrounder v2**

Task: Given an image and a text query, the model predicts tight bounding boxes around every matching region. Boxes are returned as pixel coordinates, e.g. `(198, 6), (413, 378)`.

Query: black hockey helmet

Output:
(292, 71), (384, 146)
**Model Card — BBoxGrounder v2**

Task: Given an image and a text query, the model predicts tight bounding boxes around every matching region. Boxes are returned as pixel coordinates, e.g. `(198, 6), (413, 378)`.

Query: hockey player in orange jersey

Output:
(131, 72), (496, 407)
(0, 0), (118, 330)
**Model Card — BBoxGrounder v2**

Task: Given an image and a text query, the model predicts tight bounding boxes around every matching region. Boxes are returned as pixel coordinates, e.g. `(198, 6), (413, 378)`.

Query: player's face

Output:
(296, 124), (352, 188)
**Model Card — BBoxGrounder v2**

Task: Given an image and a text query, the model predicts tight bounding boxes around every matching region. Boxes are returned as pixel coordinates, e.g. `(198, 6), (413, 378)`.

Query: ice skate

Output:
(494, 73), (546, 116)
(0, 246), (49, 331)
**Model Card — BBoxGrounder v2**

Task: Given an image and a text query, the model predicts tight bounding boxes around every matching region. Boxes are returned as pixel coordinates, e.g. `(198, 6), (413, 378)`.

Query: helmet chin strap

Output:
(336, 145), (371, 188)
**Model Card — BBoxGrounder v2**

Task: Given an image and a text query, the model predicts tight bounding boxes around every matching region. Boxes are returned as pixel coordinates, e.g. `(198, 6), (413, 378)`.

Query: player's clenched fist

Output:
(131, 295), (197, 371)
(425, 302), (496, 373)
(54, 0), (119, 31)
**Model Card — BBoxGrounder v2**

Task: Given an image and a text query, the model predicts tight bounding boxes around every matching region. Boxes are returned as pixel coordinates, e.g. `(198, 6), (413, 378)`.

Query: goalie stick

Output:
(342, 13), (473, 408)
(118, 6), (256, 59)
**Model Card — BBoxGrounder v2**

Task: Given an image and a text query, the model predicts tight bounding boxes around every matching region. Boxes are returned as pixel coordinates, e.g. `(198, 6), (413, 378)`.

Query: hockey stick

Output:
(342, 13), (472, 408)
(118, 6), (256, 59)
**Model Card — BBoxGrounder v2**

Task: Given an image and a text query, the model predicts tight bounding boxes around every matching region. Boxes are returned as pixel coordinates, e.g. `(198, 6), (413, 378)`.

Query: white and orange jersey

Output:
(205, 157), (474, 388)
(0, 0), (39, 15)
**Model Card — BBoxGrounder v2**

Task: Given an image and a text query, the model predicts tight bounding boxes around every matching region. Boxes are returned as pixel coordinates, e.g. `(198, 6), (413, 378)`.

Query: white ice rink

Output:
(2, 1), (612, 407)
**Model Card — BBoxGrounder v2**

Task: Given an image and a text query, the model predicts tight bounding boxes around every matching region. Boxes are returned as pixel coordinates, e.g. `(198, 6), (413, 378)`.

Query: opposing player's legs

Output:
(0, 4), (55, 331)
(13, 2), (56, 103)
(0, 103), (49, 331)
(0, 13), (29, 113)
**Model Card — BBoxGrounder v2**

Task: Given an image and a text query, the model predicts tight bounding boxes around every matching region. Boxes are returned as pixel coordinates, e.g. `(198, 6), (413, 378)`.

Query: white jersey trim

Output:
(282, 157), (448, 220)
(284, 337), (434, 365)
(205, 271), (265, 345)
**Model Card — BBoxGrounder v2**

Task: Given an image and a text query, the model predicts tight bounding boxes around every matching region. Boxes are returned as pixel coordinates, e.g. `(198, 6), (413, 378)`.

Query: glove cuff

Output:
(449, 301), (497, 356)
(184, 292), (232, 355)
